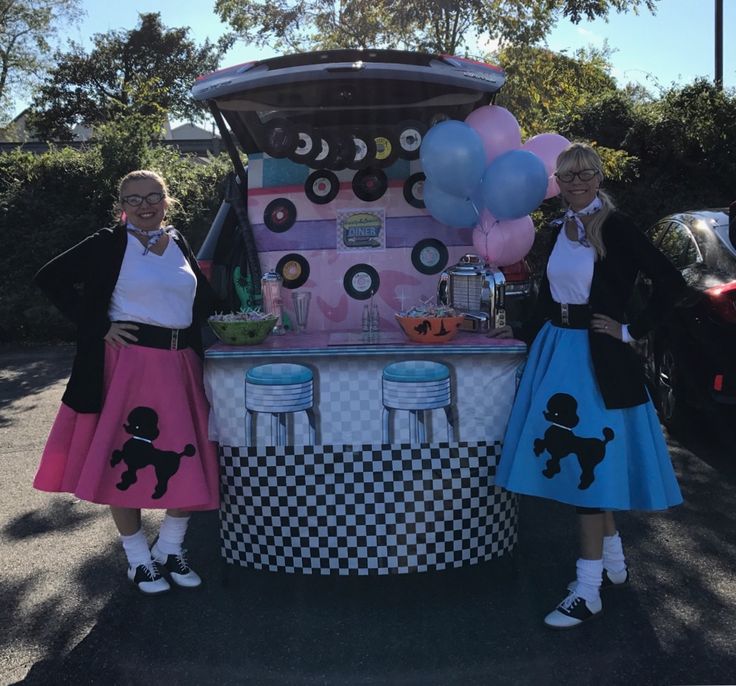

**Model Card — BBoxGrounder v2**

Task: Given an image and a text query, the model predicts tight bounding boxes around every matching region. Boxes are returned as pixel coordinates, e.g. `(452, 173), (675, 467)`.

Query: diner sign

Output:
(337, 208), (386, 252)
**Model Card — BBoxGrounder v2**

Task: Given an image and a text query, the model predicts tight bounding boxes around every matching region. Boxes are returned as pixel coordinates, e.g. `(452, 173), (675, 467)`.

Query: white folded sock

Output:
(574, 557), (603, 603)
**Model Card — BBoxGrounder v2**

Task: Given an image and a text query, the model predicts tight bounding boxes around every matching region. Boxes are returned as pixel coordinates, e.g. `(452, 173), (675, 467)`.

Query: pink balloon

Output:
(465, 106), (522, 163)
(473, 211), (535, 266)
(521, 133), (570, 199)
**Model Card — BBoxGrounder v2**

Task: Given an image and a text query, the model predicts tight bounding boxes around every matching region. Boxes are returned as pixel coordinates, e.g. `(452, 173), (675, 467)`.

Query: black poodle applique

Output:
(110, 406), (195, 499)
(533, 393), (614, 490)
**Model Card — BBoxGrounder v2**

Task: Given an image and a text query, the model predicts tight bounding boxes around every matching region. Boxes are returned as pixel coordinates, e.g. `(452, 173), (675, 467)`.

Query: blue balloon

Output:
(423, 179), (480, 228)
(420, 120), (486, 197)
(480, 150), (548, 219)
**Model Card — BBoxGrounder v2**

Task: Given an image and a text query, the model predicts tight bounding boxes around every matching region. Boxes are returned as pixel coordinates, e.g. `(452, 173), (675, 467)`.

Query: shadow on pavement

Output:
(3, 498), (100, 540)
(14, 454), (736, 686)
(0, 345), (73, 427)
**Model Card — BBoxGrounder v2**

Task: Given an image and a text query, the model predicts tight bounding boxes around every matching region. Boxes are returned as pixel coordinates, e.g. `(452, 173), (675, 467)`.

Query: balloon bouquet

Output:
(420, 106), (570, 267)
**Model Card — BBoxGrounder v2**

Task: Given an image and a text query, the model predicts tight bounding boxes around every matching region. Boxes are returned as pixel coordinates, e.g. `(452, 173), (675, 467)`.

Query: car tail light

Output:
(500, 260), (532, 296)
(714, 374), (724, 391)
(704, 281), (736, 323)
(198, 259), (214, 283)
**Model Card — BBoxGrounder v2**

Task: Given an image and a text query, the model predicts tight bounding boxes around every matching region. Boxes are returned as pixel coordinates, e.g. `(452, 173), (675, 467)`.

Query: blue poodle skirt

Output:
(495, 322), (682, 511)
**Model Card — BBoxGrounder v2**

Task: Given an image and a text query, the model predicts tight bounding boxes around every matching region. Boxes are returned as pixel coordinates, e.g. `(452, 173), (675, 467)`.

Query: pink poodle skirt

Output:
(34, 343), (219, 510)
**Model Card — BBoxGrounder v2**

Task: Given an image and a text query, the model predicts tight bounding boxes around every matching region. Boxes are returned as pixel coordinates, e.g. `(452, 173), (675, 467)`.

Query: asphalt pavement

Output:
(1, 344), (735, 686)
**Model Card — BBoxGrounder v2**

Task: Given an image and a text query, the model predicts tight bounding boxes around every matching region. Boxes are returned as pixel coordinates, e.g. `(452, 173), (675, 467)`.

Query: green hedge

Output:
(0, 132), (231, 343)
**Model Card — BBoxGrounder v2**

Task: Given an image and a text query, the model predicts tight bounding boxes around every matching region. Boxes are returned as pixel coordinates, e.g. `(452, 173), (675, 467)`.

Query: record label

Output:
(276, 253), (310, 289)
(343, 264), (380, 300)
(373, 132), (398, 167)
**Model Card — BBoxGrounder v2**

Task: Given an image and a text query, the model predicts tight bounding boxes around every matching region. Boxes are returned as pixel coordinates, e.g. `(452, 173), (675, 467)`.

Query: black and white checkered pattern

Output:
(219, 441), (517, 575)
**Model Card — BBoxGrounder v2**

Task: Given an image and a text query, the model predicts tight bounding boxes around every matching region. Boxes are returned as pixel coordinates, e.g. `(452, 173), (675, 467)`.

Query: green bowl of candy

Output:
(207, 314), (277, 345)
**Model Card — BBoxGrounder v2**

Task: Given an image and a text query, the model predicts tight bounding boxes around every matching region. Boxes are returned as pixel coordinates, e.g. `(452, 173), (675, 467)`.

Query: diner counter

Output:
(204, 329), (527, 576)
(204, 330), (526, 446)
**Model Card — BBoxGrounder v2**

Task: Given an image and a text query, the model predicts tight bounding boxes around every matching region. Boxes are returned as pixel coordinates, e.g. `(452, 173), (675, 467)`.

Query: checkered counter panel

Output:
(219, 441), (518, 575)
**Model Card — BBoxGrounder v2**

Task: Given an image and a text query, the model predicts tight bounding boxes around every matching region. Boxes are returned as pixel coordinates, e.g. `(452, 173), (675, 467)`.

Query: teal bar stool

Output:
(382, 360), (455, 445)
(245, 363), (316, 446)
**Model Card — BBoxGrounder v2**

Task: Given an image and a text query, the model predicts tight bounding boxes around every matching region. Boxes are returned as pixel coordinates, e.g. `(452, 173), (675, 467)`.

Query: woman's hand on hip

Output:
(591, 314), (622, 340)
(104, 322), (139, 348)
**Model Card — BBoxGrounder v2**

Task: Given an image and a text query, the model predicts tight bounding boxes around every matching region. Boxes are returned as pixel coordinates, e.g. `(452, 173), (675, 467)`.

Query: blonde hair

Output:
(116, 169), (177, 221)
(555, 143), (615, 259)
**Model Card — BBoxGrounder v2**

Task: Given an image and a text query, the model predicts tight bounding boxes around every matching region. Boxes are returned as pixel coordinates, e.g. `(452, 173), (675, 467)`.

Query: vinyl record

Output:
(372, 130), (399, 168)
(305, 169), (340, 204)
(403, 172), (426, 208)
(289, 126), (319, 165)
(323, 131), (356, 171)
(311, 134), (332, 167)
(352, 167), (388, 202)
(411, 238), (449, 275)
(343, 264), (380, 300)
(276, 253), (310, 289)
(262, 117), (298, 158)
(348, 133), (377, 170)
(263, 198), (297, 233)
(397, 120), (427, 160)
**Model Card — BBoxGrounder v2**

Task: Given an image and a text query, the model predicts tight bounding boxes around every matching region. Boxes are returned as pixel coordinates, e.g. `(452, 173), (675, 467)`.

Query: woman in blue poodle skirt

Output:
(493, 143), (685, 629)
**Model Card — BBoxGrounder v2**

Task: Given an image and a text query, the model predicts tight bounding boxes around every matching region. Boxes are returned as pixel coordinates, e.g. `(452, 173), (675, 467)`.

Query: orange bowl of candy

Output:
(395, 307), (464, 343)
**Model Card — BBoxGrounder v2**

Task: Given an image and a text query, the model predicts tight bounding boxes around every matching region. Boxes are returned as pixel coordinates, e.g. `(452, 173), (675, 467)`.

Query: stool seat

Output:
(245, 363), (316, 446)
(246, 363), (313, 386)
(382, 360), (455, 445)
(383, 360), (449, 384)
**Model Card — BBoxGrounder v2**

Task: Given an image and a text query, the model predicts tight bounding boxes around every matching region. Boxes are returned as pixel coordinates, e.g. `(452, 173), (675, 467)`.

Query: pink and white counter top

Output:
(204, 330), (526, 576)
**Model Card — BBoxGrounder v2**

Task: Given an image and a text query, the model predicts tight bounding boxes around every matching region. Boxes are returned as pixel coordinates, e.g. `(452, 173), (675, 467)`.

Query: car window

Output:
(647, 221), (673, 248)
(657, 221), (701, 269)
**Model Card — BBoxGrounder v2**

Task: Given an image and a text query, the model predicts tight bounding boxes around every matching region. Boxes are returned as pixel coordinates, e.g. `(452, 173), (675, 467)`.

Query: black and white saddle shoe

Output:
(567, 567), (630, 593)
(151, 544), (202, 588)
(128, 562), (170, 595)
(544, 591), (602, 629)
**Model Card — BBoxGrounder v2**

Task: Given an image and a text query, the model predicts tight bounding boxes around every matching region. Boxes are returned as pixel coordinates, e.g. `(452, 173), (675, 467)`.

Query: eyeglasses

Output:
(121, 192), (165, 206)
(555, 169), (599, 183)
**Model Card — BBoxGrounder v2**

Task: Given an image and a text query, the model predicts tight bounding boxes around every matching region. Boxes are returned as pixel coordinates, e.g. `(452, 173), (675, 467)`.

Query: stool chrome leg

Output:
(409, 411), (417, 445)
(245, 410), (254, 447)
(416, 410), (426, 444)
(278, 412), (287, 445)
(382, 407), (390, 444)
(306, 408), (317, 445)
(444, 406), (456, 443)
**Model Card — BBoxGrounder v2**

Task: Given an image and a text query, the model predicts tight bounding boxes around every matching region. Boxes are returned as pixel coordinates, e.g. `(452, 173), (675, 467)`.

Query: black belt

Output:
(119, 322), (191, 350)
(549, 303), (591, 329)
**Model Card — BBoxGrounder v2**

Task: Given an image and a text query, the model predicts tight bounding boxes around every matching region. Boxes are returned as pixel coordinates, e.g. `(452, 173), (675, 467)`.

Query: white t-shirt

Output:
(108, 232), (196, 328)
(547, 228), (596, 304)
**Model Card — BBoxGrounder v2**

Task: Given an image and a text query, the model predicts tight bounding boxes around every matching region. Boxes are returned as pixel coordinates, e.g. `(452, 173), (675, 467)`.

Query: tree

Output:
(495, 44), (619, 137)
(29, 12), (223, 140)
(0, 0), (82, 122)
(215, 0), (658, 56)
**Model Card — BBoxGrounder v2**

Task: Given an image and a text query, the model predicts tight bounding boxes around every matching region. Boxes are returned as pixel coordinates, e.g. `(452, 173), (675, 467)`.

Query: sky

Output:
(19, 0), (736, 119)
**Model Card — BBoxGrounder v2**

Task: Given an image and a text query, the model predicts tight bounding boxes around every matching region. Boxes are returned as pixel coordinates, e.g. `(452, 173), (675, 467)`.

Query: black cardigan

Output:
(35, 225), (218, 413)
(518, 211), (687, 409)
